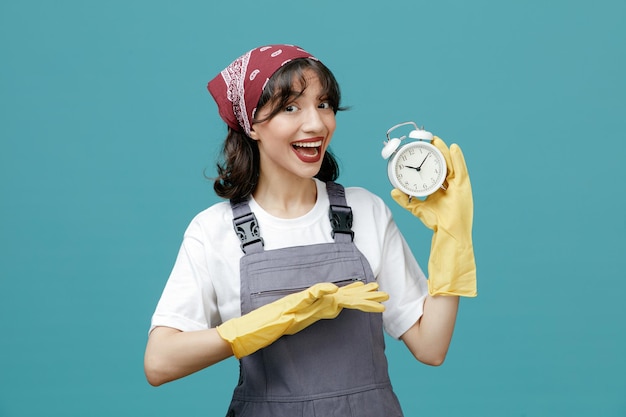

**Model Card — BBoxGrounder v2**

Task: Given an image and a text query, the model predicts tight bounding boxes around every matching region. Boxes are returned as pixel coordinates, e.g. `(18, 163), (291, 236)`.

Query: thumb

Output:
(284, 283), (339, 313)
(391, 189), (439, 230)
(307, 282), (339, 299)
(390, 188), (410, 207)
(391, 189), (427, 217)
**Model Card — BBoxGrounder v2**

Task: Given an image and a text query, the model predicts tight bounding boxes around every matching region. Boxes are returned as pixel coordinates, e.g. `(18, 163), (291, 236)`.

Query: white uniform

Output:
(150, 179), (428, 339)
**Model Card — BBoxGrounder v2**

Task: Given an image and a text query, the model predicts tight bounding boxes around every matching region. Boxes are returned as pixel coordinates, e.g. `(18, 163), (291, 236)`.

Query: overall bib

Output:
(226, 182), (404, 417)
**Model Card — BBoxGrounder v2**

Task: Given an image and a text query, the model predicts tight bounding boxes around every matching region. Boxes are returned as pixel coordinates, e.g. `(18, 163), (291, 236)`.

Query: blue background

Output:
(1, 0), (625, 416)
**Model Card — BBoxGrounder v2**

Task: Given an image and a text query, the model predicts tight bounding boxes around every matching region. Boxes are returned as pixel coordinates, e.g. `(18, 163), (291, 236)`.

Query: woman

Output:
(144, 44), (476, 417)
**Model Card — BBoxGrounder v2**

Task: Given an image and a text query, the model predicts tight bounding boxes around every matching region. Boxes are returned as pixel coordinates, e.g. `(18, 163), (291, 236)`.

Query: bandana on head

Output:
(207, 44), (318, 136)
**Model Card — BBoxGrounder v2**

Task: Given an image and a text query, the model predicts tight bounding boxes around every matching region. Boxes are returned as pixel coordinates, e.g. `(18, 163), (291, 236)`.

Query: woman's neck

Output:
(253, 176), (317, 219)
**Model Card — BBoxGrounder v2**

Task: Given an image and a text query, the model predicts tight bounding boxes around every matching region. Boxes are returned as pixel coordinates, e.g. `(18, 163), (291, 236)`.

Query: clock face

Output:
(389, 141), (447, 197)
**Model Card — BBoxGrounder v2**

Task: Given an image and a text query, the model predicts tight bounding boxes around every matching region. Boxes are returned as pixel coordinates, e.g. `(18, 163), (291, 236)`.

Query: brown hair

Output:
(213, 58), (344, 200)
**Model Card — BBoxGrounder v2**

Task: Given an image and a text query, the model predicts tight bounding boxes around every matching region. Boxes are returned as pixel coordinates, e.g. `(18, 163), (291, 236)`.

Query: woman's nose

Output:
(301, 107), (325, 133)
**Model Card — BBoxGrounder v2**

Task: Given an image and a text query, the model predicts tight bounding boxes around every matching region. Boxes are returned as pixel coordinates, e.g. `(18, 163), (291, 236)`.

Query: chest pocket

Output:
(241, 242), (373, 313)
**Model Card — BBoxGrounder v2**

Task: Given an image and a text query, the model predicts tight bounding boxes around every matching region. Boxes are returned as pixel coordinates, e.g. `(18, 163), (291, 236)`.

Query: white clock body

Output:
(385, 139), (447, 198)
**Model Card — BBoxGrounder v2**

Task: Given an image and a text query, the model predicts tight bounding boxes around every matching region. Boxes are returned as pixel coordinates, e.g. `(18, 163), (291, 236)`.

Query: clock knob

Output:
(408, 129), (433, 141)
(381, 138), (402, 159)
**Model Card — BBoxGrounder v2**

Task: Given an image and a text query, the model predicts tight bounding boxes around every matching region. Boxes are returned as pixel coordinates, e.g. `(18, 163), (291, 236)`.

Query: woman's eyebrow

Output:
(289, 88), (306, 98)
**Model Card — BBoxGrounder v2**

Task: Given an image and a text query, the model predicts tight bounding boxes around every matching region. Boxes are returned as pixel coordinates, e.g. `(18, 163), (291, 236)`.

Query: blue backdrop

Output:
(1, 1), (624, 416)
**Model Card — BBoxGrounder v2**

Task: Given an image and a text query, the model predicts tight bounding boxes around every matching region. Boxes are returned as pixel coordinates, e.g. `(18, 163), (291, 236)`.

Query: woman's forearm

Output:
(400, 295), (459, 366)
(144, 326), (233, 386)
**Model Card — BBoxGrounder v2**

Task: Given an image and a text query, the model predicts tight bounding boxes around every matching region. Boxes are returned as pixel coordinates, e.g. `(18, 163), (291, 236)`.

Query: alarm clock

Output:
(381, 121), (447, 198)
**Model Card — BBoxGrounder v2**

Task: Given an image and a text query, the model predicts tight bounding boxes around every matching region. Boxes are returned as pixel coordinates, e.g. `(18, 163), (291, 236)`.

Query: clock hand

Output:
(405, 154), (430, 172)
(417, 153), (430, 170)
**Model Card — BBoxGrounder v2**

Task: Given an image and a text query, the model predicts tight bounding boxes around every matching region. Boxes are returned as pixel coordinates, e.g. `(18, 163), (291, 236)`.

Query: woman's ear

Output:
(248, 127), (259, 141)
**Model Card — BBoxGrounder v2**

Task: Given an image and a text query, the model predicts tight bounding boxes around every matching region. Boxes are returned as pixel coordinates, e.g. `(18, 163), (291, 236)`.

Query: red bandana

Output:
(207, 44), (317, 136)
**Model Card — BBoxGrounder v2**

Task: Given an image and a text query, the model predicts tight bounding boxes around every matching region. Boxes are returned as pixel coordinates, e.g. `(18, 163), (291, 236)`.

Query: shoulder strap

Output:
(326, 181), (354, 243)
(231, 182), (354, 252)
(230, 198), (264, 254)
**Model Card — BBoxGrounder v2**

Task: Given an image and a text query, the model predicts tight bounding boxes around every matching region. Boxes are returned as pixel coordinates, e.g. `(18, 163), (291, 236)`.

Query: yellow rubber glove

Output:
(391, 136), (477, 297)
(286, 281), (389, 335)
(217, 281), (389, 358)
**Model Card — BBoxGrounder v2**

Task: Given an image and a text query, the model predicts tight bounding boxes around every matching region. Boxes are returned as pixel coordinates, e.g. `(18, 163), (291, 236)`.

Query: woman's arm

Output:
(391, 138), (476, 365)
(400, 295), (459, 366)
(144, 326), (233, 386)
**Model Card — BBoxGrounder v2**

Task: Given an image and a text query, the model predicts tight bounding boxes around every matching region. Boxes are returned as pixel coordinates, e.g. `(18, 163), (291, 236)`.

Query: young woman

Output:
(144, 44), (476, 417)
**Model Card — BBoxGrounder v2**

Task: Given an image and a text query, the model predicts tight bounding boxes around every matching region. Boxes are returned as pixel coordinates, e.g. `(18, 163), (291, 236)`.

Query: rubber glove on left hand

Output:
(391, 137), (477, 297)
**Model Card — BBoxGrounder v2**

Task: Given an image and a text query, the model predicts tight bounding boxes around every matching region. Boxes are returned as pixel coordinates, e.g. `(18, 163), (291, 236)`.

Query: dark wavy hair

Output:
(213, 58), (345, 200)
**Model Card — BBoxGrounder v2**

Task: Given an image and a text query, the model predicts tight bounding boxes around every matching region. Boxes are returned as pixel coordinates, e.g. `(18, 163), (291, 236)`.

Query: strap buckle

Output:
(329, 204), (354, 241)
(232, 212), (264, 252)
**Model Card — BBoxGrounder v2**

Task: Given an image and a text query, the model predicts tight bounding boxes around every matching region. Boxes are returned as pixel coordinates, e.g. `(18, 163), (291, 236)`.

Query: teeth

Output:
(293, 141), (322, 148)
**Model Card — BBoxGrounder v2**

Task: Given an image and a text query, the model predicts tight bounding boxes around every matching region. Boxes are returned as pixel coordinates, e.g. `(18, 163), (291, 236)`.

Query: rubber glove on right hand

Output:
(391, 137), (477, 297)
(286, 281), (389, 334)
(217, 281), (388, 358)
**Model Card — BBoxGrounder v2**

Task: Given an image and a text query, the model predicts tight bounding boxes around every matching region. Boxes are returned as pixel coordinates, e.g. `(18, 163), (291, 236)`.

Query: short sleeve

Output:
(149, 220), (220, 333)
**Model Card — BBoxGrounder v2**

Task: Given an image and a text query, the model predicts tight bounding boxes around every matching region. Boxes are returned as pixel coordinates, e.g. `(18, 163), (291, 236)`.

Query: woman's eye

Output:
(319, 101), (332, 110)
(284, 105), (298, 113)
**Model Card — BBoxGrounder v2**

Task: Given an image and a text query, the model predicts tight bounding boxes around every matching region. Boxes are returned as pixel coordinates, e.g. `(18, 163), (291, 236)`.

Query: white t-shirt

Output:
(150, 179), (428, 339)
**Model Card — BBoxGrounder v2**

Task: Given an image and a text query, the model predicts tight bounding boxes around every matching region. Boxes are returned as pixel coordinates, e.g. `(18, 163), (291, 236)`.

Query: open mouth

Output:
(292, 140), (323, 161)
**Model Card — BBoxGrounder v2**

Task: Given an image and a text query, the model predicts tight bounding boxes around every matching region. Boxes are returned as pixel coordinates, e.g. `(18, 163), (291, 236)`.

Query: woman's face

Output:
(249, 69), (336, 182)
